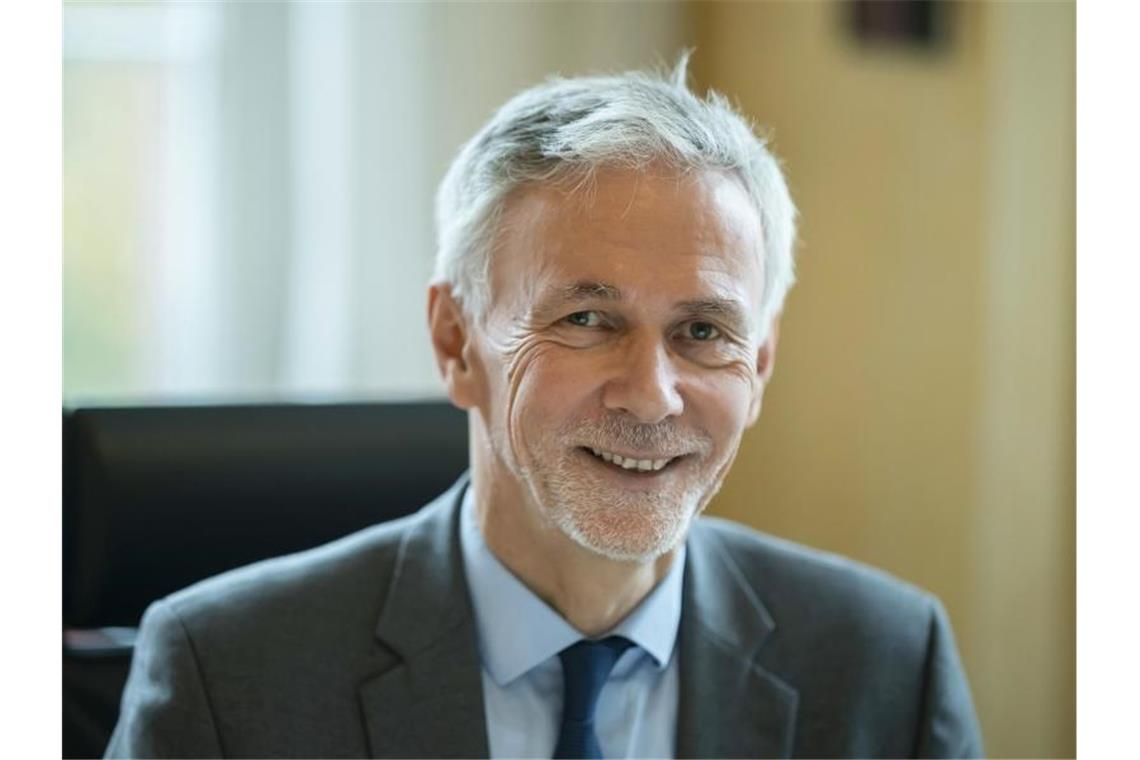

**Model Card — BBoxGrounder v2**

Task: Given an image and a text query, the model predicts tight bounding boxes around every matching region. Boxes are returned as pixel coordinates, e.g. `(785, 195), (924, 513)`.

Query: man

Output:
(107, 59), (984, 758)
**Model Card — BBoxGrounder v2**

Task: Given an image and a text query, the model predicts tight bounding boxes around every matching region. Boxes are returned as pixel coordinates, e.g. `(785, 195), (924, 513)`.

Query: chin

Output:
(559, 514), (689, 563)
(537, 466), (702, 563)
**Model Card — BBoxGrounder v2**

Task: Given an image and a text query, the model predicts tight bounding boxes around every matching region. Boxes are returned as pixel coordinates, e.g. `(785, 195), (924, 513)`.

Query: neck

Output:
(471, 469), (677, 638)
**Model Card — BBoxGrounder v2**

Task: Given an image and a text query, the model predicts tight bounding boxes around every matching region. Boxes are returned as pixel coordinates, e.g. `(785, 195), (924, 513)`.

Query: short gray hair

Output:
(432, 53), (797, 342)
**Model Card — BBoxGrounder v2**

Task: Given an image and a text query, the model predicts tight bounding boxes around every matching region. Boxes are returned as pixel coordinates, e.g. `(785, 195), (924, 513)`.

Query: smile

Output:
(582, 447), (680, 472)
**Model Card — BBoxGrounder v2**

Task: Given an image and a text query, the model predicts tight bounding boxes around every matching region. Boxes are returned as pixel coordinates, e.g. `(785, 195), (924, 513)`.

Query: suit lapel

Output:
(358, 625), (488, 758)
(675, 522), (799, 758)
(358, 474), (490, 758)
(355, 477), (799, 758)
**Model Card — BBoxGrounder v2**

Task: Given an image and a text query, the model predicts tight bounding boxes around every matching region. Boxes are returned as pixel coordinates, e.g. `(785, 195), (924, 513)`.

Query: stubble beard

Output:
(538, 466), (698, 562)
(516, 417), (719, 563)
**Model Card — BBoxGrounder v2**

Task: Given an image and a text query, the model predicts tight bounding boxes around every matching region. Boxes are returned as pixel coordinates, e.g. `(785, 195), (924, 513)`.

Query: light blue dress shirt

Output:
(459, 487), (684, 759)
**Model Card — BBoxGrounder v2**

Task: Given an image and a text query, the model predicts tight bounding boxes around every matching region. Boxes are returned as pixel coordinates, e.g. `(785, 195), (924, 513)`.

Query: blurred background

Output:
(64, 1), (1074, 756)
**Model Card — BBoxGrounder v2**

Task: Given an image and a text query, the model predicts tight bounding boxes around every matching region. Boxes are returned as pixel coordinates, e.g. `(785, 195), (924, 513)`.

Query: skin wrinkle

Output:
(491, 291), (754, 520)
(430, 165), (777, 635)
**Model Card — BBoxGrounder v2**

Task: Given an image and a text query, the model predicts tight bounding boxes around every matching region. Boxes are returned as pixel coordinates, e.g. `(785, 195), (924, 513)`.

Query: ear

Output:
(745, 314), (781, 427)
(427, 283), (482, 410)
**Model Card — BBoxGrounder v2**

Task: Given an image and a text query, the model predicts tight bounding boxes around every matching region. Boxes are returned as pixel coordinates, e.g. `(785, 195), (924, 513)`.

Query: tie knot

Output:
(557, 636), (633, 724)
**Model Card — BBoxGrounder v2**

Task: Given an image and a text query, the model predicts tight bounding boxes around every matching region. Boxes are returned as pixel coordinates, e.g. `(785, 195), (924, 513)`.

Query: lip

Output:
(574, 446), (687, 477)
(585, 446), (685, 461)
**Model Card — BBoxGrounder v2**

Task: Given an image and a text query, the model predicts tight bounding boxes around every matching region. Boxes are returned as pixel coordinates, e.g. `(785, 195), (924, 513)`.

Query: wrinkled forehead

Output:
(488, 166), (765, 324)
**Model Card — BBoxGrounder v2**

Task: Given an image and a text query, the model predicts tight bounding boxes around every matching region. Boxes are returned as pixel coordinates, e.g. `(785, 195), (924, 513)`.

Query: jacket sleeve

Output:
(104, 599), (225, 759)
(914, 597), (985, 759)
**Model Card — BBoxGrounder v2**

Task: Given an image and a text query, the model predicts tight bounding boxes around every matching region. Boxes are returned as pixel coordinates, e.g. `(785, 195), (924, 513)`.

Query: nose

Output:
(601, 331), (685, 424)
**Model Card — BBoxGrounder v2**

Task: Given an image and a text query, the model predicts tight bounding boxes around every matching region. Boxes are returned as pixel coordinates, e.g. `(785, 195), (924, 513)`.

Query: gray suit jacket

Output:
(106, 474), (983, 758)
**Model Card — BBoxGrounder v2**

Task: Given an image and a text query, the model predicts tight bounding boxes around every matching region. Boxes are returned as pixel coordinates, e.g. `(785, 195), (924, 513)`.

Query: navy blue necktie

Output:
(552, 636), (633, 759)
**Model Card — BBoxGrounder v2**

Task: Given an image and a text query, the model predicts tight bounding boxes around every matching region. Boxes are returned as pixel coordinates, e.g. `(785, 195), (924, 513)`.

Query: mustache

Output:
(562, 415), (712, 455)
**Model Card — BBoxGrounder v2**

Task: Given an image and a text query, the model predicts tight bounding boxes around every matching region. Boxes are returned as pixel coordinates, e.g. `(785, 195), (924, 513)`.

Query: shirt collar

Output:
(459, 484), (685, 687)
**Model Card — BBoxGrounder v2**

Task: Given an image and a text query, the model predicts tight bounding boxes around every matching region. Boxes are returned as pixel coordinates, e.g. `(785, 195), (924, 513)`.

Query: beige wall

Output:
(691, 2), (1074, 757)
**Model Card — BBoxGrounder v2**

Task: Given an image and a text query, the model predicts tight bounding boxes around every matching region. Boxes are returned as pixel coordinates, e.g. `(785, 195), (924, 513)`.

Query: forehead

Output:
(490, 166), (765, 317)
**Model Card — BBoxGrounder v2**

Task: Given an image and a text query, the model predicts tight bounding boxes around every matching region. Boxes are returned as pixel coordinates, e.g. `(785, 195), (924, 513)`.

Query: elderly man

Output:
(107, 60), (984, 759)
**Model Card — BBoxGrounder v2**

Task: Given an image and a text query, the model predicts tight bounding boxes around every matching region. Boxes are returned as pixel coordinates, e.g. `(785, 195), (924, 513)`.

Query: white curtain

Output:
(64, 2), (685, 403)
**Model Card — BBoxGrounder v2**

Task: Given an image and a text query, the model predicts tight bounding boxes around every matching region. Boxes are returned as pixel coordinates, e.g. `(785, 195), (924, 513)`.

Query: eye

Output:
(683, 321), (722, 341)
(565, 311), (602, 328)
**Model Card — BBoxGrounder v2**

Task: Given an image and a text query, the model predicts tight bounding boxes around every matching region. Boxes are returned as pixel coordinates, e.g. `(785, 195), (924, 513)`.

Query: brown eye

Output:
(687, 321), (721, 341)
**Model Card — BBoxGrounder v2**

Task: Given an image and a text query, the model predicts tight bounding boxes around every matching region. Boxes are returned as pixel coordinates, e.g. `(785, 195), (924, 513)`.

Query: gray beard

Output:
(506, 414), (718, 562)
(528, 451), (706, 563)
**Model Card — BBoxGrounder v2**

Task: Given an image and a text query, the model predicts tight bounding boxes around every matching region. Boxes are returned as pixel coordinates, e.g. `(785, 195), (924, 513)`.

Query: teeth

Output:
(587, 448), (674, 472)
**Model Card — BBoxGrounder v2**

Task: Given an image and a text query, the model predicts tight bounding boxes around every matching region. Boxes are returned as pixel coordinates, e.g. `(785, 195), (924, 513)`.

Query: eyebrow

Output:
(534, 279), (753, 334)
(542, 280), (624, 306)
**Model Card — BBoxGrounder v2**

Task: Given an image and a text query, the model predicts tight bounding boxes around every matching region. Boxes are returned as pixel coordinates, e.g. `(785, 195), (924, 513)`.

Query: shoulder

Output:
(690, 515), (937, 643)
(125, 504), (441, 720)
(114, 488), (465, 756)
(156, 507), (427, 647)
(687, 518), (983, 755)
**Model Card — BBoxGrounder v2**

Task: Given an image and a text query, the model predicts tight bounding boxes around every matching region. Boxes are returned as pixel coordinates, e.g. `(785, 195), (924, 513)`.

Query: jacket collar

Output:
(357, 473), (799, 758)
(359, 473), (490, 758)
(675, 519), (800, 758)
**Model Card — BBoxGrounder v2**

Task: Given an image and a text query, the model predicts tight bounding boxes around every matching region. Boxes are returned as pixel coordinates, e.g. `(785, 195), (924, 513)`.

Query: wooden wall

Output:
(692, 3), (1075, 756)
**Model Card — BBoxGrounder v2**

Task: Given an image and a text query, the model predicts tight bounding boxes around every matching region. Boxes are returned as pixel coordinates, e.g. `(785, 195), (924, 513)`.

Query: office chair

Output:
(62, 400), (468, 758)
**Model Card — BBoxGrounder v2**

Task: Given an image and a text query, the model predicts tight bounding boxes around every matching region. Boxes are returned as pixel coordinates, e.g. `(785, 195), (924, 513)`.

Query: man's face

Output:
(466, 166), (773, 562)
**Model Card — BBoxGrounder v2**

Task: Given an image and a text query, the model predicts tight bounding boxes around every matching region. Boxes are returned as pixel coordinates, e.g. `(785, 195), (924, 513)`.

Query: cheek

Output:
(686, 363), (757, 452)
(502, 340), (600, 456)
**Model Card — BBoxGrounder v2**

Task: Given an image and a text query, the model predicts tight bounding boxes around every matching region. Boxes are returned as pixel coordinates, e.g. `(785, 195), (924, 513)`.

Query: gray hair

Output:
(432, 53), (797, 342)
